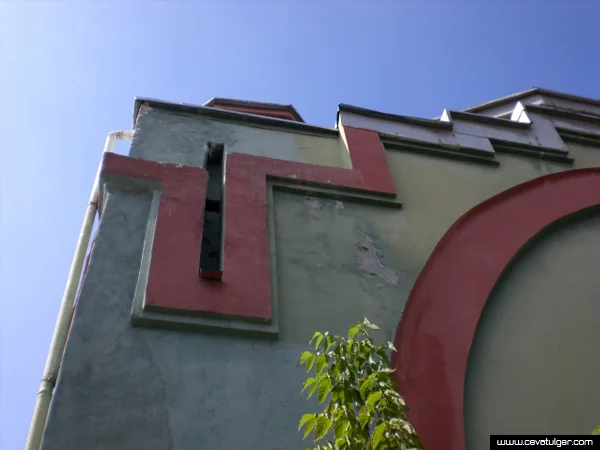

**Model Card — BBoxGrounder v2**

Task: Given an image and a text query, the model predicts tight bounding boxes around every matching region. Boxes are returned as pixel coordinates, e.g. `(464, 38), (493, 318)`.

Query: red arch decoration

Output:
(391, 168), (600, 450)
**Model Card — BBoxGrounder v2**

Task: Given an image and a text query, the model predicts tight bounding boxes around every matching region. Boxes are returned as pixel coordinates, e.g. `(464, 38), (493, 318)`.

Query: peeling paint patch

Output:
(304, 197), (323, 220)
(304, 197), (322, 209)
(138, 104), (153, 116)
(356, 230), (399, 285)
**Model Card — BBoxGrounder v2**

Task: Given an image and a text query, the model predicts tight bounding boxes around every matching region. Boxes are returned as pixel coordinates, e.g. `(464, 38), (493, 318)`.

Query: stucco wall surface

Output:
(568, 139), (600, 169)
(465, 210), (600, 449)
(130, 106), (349, 169)
(380, 137), (600, 246)
(41, 107), (600, 449)
(41, 186), (409, 450)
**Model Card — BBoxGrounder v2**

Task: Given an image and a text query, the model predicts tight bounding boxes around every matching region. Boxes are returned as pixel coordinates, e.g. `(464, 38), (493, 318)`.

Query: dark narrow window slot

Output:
(200, 142), (225, 281)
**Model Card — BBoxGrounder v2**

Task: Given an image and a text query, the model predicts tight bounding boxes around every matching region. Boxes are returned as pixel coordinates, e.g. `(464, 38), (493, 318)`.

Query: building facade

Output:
(38, 89), (600, 450)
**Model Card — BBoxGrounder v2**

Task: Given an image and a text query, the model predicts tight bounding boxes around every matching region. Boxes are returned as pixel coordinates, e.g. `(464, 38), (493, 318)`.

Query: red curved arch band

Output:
(391, 168), (600, 450)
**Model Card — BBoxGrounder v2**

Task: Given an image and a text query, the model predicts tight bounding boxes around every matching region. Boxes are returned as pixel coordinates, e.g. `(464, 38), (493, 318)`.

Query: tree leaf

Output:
(310, 331), (323, 345)
(325, 334), (334, 352)
(299, 413), (315, 430)
(359, 373), (376, 398)
(593, 425), (600, 435)
(308, 380), (319, 399)
(335, 437), (348, 448)
(302, 415), (317, 439)
(359, 410), (370, 429)
(315, 334), (324, 350)
(334, 342), (343, 358)
(318, 378), (332, 403)
(301, 377), (316, 393)
(314, 415), (332, 441)
(316, 354), (328, 375)
(376, 348), (391, 367)
(333, 419), (349, 439)
(299, 320), (424, 449)
(366, 391), (382, 411)
(300, 351), (313, 365)
(354, 355), (364, 370)
(372, 422), (387, 448)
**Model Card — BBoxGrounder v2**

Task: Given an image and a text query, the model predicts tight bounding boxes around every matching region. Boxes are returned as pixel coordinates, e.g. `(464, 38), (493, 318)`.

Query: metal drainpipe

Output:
(25, 130), (134, 450)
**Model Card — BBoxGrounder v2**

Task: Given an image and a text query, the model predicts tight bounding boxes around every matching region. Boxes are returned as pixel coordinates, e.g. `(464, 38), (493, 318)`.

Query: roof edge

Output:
(463, 87), (600, 113)
(526, 103), (600, 125)
(444, 109), (529, 128)
(132, 97), (335, 137)
(339, 103), (452, 130)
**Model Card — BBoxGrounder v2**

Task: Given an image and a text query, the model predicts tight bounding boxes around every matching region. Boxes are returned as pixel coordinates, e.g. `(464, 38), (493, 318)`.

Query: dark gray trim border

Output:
(381, 136), (499, 167)
(558, 128), (600, 147)
(491, 140), (575, 165)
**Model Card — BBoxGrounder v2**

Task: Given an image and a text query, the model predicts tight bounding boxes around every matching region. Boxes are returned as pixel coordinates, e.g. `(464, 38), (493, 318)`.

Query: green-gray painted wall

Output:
(40, 107), (600, 450)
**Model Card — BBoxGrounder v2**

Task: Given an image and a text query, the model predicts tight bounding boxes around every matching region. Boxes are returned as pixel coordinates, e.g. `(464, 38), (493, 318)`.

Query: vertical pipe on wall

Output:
(25, 130), (134, 450)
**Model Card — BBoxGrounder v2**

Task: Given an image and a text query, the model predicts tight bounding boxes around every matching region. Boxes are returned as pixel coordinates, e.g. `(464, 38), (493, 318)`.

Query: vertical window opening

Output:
(200, 142), (225, 281)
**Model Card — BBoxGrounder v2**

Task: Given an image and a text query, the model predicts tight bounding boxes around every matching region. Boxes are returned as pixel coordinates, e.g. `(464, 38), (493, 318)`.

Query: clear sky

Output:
(0, 1), (598, 448)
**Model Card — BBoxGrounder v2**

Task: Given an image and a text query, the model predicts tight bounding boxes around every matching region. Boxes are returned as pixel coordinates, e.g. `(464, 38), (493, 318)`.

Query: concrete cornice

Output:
(133, 90), (600, 169)
(133, 97), (337, 138)
(339, 98), (600, 163)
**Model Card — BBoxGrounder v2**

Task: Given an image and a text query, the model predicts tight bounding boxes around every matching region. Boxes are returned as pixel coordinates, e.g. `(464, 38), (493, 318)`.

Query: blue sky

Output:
(0, 1), (598, 448)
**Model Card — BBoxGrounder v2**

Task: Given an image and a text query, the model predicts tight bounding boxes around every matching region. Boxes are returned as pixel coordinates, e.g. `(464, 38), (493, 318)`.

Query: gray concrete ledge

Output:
(381, 137), (500, 167)
(133, 97), (338, 139)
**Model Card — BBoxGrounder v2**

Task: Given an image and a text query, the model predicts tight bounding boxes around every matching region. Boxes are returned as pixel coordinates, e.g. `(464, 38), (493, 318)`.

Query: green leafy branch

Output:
(298, 318), (423, 450)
